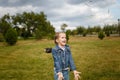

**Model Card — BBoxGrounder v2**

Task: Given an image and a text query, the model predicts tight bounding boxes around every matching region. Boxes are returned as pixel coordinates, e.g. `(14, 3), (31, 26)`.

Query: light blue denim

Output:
(52, 45), (76, 80)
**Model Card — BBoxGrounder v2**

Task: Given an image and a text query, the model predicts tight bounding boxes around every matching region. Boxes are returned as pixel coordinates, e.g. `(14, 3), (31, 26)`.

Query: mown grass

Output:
(0, 37), (120, 80)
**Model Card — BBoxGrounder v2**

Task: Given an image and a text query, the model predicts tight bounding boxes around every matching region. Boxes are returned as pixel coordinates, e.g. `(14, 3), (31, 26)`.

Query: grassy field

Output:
(0, 36), (120, 80)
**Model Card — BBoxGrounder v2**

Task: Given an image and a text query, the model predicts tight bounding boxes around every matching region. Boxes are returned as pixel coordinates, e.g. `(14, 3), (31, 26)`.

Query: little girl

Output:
(52, 32), (80, 80)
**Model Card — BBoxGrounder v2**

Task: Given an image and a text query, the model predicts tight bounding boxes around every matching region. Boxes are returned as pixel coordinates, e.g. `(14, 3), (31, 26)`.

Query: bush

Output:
(66, 32), (69, 43)
(98, 31), (105, 40)
(5, 28), (18, 45)
(0, 33), (4, 42)
(82, 31), (87, 37)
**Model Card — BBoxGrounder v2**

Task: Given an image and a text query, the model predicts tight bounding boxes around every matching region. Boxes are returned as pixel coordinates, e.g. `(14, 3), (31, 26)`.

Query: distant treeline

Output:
(66, 24), (120, 37)
(0, 11), (120, 41)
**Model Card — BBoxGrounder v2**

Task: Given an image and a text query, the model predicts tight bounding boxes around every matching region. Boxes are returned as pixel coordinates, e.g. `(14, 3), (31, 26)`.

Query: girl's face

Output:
(56, 33), (66, 46)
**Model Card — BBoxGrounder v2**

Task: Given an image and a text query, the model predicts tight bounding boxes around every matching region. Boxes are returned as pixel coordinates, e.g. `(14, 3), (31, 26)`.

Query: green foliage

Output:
(93, 25), (101, 33)
(45, 21), (55, 39)
(0, 33), (4, 42)
(21, 30), (29, 39)
(103, 24), (118, 35)
(71, 24), (118, 36)
(1, 12), (119, 39)
(87, 26), (93, 35)
(14, 26), (21, 36)
(46, 27), (55, 39)
(66, 30), (72, 35)
(5, 28), (18, 45)
(0, 20), (11, 36)
(0, 11), (55, 39)
(105, 31), (110, 37)
(98, 31), (105, 40)
(66, 31), (69, 43)
(71, 30), (77, 35)
(76, 26), (85, 35)
(118, 19), (120, 36)
(34, 28), (42, 40)
(83, 31), (87, 37)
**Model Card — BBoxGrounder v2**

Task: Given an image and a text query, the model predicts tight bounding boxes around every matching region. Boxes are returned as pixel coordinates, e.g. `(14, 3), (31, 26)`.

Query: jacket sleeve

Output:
(68, 48), (76, 71)
(52, 48), (62, 73)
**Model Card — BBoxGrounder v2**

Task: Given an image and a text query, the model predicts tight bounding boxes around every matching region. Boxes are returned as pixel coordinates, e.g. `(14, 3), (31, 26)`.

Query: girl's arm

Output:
(68, 47), (81, 80)
(52, 48), (62, 73)
(68, 49), (76, 71)
(52, 48), (64, 80)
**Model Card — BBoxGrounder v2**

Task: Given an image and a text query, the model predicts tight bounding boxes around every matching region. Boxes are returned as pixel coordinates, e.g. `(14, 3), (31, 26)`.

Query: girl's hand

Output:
(73, 70), (81, 80)
(57, 72), (64, 80)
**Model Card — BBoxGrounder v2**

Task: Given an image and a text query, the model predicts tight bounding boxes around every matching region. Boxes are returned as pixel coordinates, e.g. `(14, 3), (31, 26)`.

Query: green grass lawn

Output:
(0, 37), (120, 80)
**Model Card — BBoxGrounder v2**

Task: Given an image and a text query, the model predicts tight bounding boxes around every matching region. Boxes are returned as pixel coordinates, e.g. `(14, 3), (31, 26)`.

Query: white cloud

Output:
(48, 2), (116, 30)
(0, 7), (17, 16)
(0, 0), (119, 31)
(0, 5), (40, 17)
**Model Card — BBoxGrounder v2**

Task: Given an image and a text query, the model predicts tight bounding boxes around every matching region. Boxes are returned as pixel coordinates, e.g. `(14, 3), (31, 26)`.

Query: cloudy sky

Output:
(0, 0), (120, 31)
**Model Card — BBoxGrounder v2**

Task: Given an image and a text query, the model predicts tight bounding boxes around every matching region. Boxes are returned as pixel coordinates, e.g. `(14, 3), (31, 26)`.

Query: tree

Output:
(0, 14), (11, 36)
(45, 21), (55, 39)
(118, 19), (120, 36)
(0, 33), (4, 42)
(61, 23), (67, 32)
(21, 29), (29, 39)
(103, 25), (111, 37)
(76, 26), (84, 35)
(71, 29), (77, 35)
(83, 30), (87, 37)
(87, 26), (93, 35)
(66, 30), (72, 43)
(66, 29), (72, 35)
(0, 11), (55, 40)
(34, 28), (43, 40)
(93, 25), (101, 33)
(5, 28), (18, 45)
(98, 31), (105, 40)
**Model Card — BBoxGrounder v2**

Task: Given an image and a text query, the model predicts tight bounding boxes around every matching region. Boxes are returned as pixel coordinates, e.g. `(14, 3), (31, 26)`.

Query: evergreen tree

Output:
(5, 28), (18, 45)
(98, 31), (105, 40)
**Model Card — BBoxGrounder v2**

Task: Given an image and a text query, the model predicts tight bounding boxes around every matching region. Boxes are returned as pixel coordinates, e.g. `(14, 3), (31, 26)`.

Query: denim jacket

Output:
(52, 45), (76, 73)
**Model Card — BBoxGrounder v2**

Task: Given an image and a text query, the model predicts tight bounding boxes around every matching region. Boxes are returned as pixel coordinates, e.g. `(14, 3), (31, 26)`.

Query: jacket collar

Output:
(55, 45), (69, 51)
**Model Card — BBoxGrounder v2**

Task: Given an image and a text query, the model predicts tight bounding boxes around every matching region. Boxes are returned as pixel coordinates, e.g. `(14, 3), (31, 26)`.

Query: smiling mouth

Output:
(62, 41), (66, 43)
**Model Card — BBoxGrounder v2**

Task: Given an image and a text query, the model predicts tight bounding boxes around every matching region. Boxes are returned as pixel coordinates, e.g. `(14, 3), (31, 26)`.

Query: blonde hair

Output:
(54, 32), (65, 45)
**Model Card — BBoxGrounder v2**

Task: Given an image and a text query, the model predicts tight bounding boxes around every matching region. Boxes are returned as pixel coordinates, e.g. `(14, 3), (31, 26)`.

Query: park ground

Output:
(0, 36), (120, 80)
